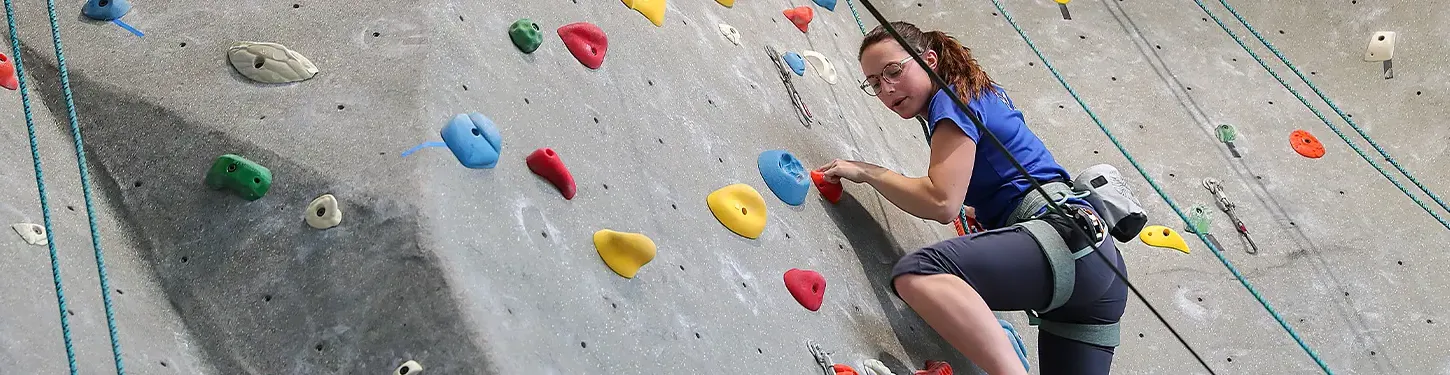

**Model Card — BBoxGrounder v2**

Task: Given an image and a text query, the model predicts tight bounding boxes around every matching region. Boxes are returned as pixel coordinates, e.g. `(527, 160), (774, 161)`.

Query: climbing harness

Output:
(6, 0), (127, 372)
(1203, 178), (1259, 255)
(765, 45), (814, 128)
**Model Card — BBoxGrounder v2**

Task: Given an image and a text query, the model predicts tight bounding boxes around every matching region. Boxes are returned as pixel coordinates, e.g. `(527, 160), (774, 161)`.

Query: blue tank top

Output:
(924, 85), (1072, 229)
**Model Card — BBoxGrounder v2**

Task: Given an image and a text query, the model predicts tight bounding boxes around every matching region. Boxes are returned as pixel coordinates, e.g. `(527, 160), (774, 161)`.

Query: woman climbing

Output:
(816, 22), (1129, 375)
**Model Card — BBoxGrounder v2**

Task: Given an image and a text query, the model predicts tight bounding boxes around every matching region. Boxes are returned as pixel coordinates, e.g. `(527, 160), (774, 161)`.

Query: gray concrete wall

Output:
(0, 0), (1445, 374)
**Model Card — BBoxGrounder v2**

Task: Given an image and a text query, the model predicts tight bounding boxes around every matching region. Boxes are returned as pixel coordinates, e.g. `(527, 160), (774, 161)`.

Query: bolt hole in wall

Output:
(292, 3), (299, 8)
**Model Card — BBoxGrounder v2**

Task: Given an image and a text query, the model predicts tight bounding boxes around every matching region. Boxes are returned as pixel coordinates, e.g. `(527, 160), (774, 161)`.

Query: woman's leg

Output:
(1036, 240), (1129, 375)
(890, 226), (1057, 375)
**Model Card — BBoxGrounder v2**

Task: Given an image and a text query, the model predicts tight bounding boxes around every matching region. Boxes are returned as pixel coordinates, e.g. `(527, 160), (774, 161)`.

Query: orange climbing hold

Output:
(783, 6), (813, 33)
(1290, 129), (1324, 159)
(833, 364), (860, 375)
(0, 52), (16, 90)
(913, 360), (953, 375)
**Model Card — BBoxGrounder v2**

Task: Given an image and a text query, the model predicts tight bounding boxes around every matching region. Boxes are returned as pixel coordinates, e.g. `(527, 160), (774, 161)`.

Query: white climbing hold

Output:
(718, 24), (741, 46)
(801, 51), (838, 85)
(394, 360), (422, 375)
(861, 359), (896, 375)
(228, 41), (319, 84)
(1364, 31), (1395, 62)
(11, 223), (46, 246)
(305, 194), (342, 229)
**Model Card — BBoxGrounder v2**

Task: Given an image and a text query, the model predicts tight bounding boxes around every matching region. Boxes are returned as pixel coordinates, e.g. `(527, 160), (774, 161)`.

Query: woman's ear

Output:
(923, 50), (939, 70)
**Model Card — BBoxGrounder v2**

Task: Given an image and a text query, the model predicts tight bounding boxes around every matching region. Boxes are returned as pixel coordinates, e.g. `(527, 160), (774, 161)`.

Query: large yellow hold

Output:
(707, 183), (767, 239)
(622, 0), (666, 27)
(716, 0), (734, 7)
(594, 229), (657, 279)
(1139, 225), (1190, 254)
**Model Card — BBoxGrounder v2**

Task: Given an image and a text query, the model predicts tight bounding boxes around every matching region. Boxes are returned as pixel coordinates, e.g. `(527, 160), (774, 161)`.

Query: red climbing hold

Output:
(784, 268), (825, 311)
(783, 6), (813, 33)
(1289, 129), (1325, 159)
(913, 361), (953, 375)
(558, 22), (608, 70)
(0, 52), (16, 91)
(810, 170), (842, 204)
(833, 364), (860, 375)
(527, 148), (577, 200)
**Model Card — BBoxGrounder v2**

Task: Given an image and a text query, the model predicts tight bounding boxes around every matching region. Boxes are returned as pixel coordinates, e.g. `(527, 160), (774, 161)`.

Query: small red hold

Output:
(833, 364), (859, 375)
(0, 52), (17, 91)
(784, 268), (825, 311)
(913, 361), (953, 375)
(558, 22), (608, 70)
(810, 170), (842, 204)
(526, 148), (577, 200)
(783, 6), (813, 33)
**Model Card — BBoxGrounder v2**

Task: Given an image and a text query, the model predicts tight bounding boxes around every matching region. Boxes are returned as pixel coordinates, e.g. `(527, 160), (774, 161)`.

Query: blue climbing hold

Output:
(812, 0), (837, 11)
(440, 112), (503, 169)
(83, 0), (131, 21)
(783, 52), (806, 76)
(1000, 319), (1031, 372)
(756, 150), (809, 206)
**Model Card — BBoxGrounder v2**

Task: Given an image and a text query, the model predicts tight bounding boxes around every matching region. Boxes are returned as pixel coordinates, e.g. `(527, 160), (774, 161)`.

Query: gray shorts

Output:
(890, 208), (1128, 375)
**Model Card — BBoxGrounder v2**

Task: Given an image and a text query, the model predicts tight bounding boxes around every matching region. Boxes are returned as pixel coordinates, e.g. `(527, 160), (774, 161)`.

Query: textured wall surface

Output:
(1, 0), (1446, 374)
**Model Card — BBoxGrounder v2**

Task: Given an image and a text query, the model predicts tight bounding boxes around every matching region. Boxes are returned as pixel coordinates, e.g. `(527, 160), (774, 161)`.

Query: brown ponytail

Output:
(860, 22), (997, 102)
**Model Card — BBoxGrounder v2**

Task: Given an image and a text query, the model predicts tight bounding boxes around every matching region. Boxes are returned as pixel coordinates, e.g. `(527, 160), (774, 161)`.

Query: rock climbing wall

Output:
(0, 0), (1446, 374)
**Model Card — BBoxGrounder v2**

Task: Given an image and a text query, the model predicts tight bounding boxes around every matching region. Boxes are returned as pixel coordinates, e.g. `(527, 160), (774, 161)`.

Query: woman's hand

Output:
(816, 159), (874, 184)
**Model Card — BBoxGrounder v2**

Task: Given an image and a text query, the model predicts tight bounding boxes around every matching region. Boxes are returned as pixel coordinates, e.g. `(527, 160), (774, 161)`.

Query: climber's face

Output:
(860, 40), (937, 119)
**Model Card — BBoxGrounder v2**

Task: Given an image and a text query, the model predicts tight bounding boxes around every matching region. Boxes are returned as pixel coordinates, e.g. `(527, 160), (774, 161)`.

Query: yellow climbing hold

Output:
(1139, 225), (1189, 254)
(707, 183), (767, 239)
(1054, 0), (1070, 4)
(716, 0), (734, 7)
(594, 229), (657, 279)
(622, 0), (666, 27)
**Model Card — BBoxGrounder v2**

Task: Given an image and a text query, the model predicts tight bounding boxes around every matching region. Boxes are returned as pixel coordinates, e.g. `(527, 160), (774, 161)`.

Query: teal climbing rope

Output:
(1193, 0), (1450, 230)
(4, 0), (128, 372)
(843, 0), (867, 35)
(2, 1), (78, 373)
(982, 0), (1334, 373)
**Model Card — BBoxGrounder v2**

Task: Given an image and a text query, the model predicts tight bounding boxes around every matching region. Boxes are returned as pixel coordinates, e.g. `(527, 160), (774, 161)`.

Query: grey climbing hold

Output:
(718, 24), (741, 46)
(228, 41), (319, 84)
(395, 360), (422, 375)
(11, 223), (46, 246)
(862, 359), (896, 375)
(305, 194), (342, 229)
(800, 51), (837, 85)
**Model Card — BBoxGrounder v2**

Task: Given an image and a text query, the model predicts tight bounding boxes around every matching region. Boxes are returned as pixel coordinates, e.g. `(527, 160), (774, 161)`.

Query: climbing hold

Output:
(834, 364), (859, 375)
(757, 150), (810, 206)
(783, 6), (813, 33)
(558, 22), (608, 70)
(1000, 319), (1030, 372)
(783, 268), (825, 311)
(621, 0), (666, 27)
(862, 360), (896, 375)
(1139, 225), (1189, 254)
(204, 154), (272, 201)
(1054, 0), (1070, 3)
(1364, 31), (1395, 62)
(439, 112), (504, 169)
(0, 53), (15, 90)
(526, 148), (576, 200)
(912, 361), (953, 375)
(718, 24), (742, 46)
(593, 229), (657, 279)
(1290, 129), (1324, 159)
(810, 170), (842, 204)
(1216, 124), (1241, 158)
(228, 41), (319, 84)
(394, 360), (422, 375)
(509, 18), (543, 54)
(801, 51), (838, 85)
(707, 183), (767, 239)
(11, 223), (46, 246)
(813, 0), (837, 11)
(716, 0), (734, 7)
(83, 0), (131, 21)
(782, 52), (806, 76)
(305, 194), (342, 229)
(1185, 204), (1211, 234)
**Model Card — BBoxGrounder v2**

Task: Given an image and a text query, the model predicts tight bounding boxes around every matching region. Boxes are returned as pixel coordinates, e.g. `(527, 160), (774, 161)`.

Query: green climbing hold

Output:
(204, 154), (272, 201)
(509, 18), (543, 53)
(1216, 124), (1237, 143)
(1186, 204), (1212, 234)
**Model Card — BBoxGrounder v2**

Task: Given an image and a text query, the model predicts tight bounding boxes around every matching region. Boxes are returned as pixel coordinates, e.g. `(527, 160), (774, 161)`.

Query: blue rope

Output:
(2, 1), (78, 373)
(1195, 0), (1450, 230)
(4, 0), (129, 372)
(983, 0), (1333, 373)
(843, 0), (867, 35)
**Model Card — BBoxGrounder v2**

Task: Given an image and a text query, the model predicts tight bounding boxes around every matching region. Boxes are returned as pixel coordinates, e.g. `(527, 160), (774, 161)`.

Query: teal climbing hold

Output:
(783, 52), (806, 76)
(204, 154), (272, 201)
(509, 19), (543, 53)
(757, 150), (809, 206)
(83, 0), (131, 21)
(813, 0), (837, 11)
(441, 112), (503, 169)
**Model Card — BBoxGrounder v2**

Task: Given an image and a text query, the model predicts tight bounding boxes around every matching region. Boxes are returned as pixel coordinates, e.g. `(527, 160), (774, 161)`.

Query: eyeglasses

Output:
(860, 56), (914, 96)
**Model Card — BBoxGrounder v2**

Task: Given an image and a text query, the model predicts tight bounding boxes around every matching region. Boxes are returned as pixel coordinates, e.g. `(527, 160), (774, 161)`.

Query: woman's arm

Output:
(821, 120), (977, 224)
